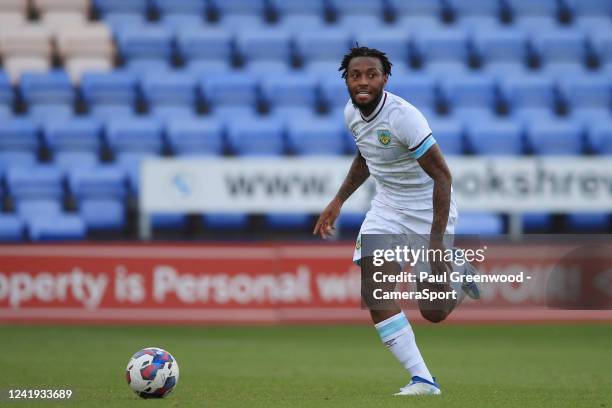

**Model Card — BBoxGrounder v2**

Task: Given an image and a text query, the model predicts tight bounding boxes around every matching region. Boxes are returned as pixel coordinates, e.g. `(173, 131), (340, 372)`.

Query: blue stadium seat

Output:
(260, 73), (318, 110)
(0, 71), (13, 108)
(0, 118), (39, 152)
(103, 13), (147, 33)
(89, 105), (135, 120)
(202, 213), (249, 230)
(28, 215), (86, 241)
(413, 29), (470, 73)
(16, 199), (63, 220)
(473, 28), (528, 74)
(565, 0), (612, 34)
(587, 123), (612, 154)
(124, 59), (173, 74)
(271, 0), (325, 30)
(264, 213), (311, 230)
(159, 14), (207, 33)
(151, 213), (187, 230)
(386, 73), (438, 113)
(150, 106), (197, 120)
(589, 31), (612, 67)
(526, 121), (584, 155)
(202, 72), (259, 109)
(106, 118), (164, 154)
(320, 77), (350, 111)
(141, 72), (198, 109)
(441, 74), (497, 113)
(116, 27), (173, 63)
(54, 152), (100, 171)
(236, 28), (292, 66)
(566, 213), (609, 231)
(114, 152), (157, 194)
(430, 120), (464, 155)
(455, 212), (504, 235)
(227, 118), (285, 156)
(523, 213), (553, 231)
(166, 119), (224, 156)
(500, 74), (556, 112)
(68, 166), (126, 200)
(79, 198), (126, 231)
(28, 105), (74, 122)
(466, 120), (524, 155)
(186, 60), (236, 77)
(328, 0), (384, 16)
(176, 28), (233, 64)
(354, 30), (411, 66)
(7, 166), (64, 200)
(43, 118), (102, 154)
(94, 0), (148, 15)
(286, 118), (345, 155)
(211, 0), (266, 16)
(531, 30), (587, 72)
(387, 0), (442, 18)
(20, 71), (74, 107)
(337, 211), (366, 230)
(151, 0), (207, 15)
(0, 152), (37, 172)
(560, 75), (611, 122)
(506, 0), (560, 32)
(81, 71), (137, 111)
(447, 0), (502, 23)
(0, 215), (24, 241)
(295, 29), (351, 65)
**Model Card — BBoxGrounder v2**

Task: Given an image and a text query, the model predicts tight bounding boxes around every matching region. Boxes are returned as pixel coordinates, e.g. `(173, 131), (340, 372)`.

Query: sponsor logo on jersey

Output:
(377, 129), (392, 145)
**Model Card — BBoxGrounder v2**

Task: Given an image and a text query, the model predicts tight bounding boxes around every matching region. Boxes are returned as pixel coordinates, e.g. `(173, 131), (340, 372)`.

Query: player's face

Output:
(346, 56), (388, 108)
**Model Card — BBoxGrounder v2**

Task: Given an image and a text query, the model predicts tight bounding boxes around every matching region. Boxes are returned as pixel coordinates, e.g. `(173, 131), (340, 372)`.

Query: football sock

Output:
(375, 312), (434, 383)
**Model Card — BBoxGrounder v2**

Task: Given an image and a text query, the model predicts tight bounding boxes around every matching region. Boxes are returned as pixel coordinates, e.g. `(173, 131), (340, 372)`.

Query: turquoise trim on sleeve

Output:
(376, 314), (409, 339)
(411, 136), (436, 159)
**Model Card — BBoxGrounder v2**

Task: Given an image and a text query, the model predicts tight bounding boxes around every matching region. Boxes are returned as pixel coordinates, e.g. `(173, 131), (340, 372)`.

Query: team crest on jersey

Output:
(355, 236), (361, 250)
(377, 129), (392, 145)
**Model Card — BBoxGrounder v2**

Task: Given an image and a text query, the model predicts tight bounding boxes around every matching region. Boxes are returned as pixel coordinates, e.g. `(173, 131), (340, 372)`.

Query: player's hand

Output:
(313, 197), (342, 239)
(428, 241), (453, 277)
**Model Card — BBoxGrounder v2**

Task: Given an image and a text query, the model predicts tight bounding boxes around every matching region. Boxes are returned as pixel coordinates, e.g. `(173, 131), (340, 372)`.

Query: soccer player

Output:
(314, 46), (479, 396)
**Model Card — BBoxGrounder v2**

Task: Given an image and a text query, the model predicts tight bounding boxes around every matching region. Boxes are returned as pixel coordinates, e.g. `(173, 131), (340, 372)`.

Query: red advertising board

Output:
(0, 243), (610, 324)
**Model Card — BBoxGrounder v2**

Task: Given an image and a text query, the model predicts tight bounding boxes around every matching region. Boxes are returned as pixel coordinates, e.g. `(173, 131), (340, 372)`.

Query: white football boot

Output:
(394, 376), (442, 396)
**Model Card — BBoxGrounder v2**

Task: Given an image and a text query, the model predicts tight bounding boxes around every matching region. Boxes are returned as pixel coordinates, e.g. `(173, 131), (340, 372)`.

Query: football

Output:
(125, 347), (179, 399)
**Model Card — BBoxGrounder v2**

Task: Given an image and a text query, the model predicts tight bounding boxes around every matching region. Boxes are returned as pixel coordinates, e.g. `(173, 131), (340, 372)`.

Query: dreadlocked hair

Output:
(339, 45), (392, 79)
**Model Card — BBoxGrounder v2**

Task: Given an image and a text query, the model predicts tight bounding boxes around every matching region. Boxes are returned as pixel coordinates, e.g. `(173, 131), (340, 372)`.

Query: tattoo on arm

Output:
(335, 150), (370, 203)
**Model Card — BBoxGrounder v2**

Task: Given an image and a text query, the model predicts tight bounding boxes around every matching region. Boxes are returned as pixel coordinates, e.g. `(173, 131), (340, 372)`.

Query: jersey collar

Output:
(359, 91), (387, 123)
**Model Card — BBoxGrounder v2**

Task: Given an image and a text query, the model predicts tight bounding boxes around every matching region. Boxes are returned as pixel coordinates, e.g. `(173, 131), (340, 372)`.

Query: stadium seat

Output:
(260, 73), (318, 111)
(176, 28), (233, 64)
(3, 57), (51, 84)
(505, 0), (560, 32)
(387, 0), (443, 29)
(474, 28), (529, 72)
(413, 29), (470, 73)
(500, 74), (556, 113)
(32, 0), (89, 14)
(295, 29), (351, 66)
(441, 74), (497, 114)
(0, 151), (37, 172)
(151, 0), (207, 15)
(466, 120), (524, 155)
(455, 212), (504, 235)
(587, 123), (612, 154)
(43, 118), (102, 154)
(7, 166), (64, 200)
(0, 0), (27, 13)
(0, 118), (39, 152)
(0, 71), (14, 108)
(211, 0), (266, 16)
(114, 152), (157, 194)
(56, 24), (114, 61)
(0, 24), (52, 59)
(523, 213), (553, 231)
(16, 199), (63, 220)
(531, 30), (587, 73)
(106, 118), (164, 154)
(0, 215), (24, 241)
(93, 0), (148, 15)
(116, 26), (173, 63)
(566, 213), (610, 231)
(320, 77), (350, 111)
(103, 13), (147, 33)
(447, 0), (502, 27)
(589, 31), (612, 68)
(68, 166), (126, 200)
(236, 28), (292, 66)
(0, 12), (26, 28)
(286, 118), (346, 156)
(20, 71), (74, 107)
(53, 151), (99, 171)
(29, 105), (74, 121)
(264, 213), (311, 230)
(79, 198), (126, 231)
(226, 118), (285, 156)
(141, 72), (198, 110)
(81, 71), (137, 111)
(354, 30), (411, 66)
(64, 58), (113, 84)
(40, 12), (87, 33)
(151, 213), (187, 230)
(201, 72), (259, 109)
(166, 119), (225, 156)
(430, 120), (464, 155)
(526, 121), (584, 155)
(559, 75), (611, 122)
(185, 60), (235, 77)
(28, 215), (86, 241)
(565, 0), (612, 36)
(202, 213), (249, 230)
(386, 73), (438, 113)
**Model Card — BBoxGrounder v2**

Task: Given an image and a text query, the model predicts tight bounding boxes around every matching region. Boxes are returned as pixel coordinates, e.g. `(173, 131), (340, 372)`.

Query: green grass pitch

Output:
(1, 323), (611, 407)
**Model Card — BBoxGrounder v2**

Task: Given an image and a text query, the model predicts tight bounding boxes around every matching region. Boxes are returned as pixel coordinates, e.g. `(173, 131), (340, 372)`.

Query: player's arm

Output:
(417, 142), (453, 250)
(313, 149), (369, 239)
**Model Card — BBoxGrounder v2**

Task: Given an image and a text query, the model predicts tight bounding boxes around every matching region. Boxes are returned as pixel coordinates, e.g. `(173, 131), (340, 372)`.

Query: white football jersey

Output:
(344, 91), (456, 211)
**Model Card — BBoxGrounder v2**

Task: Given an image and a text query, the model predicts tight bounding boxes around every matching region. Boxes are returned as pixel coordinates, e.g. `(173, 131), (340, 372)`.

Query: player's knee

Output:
(420, 309), (448, 323)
